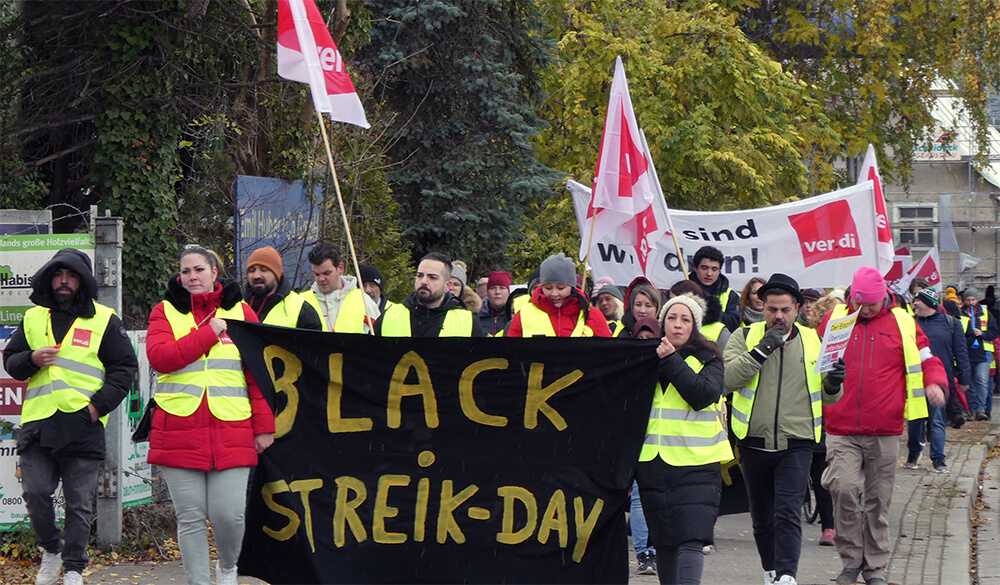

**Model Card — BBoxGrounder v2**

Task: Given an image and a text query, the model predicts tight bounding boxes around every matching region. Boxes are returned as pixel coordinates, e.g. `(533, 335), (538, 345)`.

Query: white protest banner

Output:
(814, 311), (859, 373)
(571, 181), (880, 290)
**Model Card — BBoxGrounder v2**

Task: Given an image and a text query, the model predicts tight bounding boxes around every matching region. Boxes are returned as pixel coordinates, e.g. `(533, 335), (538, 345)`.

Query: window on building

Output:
(897, 227), (936, 248)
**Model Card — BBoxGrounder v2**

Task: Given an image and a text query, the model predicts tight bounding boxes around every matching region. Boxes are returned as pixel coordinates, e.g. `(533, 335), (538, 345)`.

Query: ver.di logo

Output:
(787, 200), (863, 268)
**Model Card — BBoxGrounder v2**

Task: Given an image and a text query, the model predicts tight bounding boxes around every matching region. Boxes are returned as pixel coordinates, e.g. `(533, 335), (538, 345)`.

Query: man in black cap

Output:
(359, 264), (393, 313)
(3, 249), (138, 585)
(723, 273), (845, 585)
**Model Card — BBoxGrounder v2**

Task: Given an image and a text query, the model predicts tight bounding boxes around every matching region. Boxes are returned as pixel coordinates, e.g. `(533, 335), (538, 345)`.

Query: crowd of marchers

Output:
(4, 241), (995, 585)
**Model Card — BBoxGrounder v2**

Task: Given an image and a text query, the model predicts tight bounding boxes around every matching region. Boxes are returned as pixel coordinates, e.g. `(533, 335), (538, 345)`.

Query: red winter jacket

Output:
(146, 277), (275, 471)
(507, 287), (612, 337)
(818, 297), (947, 436)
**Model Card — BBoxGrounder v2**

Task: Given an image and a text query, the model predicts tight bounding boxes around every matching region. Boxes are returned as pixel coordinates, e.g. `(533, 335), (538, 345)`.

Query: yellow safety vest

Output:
(639, 354), (733, 466)
(971, 307), (996, 368)
(702, 321), (724, 344)
(305, 288), (371, 333)
(608, 320), (625, 338)
(830, 305), (928, 420)
(155, 303), (251, 421)
(379, 303), (473, 337)
(516, 302), (594, 337)
(731, 322), (824, 442)
(22, 304), (115, 426)
(261, 290), (308, 328)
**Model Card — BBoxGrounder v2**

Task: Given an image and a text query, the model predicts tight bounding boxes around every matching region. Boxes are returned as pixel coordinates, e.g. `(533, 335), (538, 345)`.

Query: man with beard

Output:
(375, 253), (485, 337)
(3, 249), (138, 585)
(725, 273), (844, 585)
(305, 242), (379, 334)
(689, 245), (742, 332)
(243, 246), (323, 330)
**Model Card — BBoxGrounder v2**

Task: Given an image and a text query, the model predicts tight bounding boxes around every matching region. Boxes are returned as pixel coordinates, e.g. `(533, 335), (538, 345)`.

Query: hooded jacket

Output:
(688, 270), (741, 332)
(818, 296), (948, 436)
(243, 275), (323, 330)
(914, 310), (971, 393)
(309, 275), (380, 333)
(374, 291), (486, 337)
(146, 276), (274, 471)
(506, 287), (612, 338)
(3, 248), (137, 457)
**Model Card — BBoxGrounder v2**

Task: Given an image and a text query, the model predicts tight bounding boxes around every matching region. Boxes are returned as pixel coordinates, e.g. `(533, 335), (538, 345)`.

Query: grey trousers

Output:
(821, 434), (898, 582)
(161, 466), (250, 585)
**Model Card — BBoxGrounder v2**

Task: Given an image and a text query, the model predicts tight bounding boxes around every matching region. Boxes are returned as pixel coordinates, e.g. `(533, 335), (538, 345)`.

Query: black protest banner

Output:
(227, 322), (659, 584)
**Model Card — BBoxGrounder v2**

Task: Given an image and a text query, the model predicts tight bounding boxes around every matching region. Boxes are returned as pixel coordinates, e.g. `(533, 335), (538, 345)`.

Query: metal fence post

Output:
(94, 213), (124, 544)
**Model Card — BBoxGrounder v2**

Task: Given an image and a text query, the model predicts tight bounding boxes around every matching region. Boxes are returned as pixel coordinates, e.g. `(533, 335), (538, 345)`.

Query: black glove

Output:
(824, 358), (846, 393)
(755, 324), (788, 356)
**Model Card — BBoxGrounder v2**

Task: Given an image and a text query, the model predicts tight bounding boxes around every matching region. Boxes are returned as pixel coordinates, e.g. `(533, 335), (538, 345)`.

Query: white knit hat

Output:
(659, 293), (706, 331)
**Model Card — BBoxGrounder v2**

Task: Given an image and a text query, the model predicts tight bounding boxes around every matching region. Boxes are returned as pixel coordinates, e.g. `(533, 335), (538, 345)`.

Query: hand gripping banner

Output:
(227, 322), (659, 584)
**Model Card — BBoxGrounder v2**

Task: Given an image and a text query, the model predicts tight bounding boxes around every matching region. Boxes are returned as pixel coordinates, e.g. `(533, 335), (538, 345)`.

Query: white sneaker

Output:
(764, 570), (776, 585)
(36, 549), (62, 585)
(216, 561), (238, 585)
(775, 575), (798, 585)
(62, 571), (83, 585)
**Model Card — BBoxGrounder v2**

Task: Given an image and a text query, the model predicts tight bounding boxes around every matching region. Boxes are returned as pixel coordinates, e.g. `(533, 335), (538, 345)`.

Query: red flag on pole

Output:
(581, 57), (660, 275)
(277, 0), (370, 128)
(891, 245), (941, 296)
(857, 144), (893, 274)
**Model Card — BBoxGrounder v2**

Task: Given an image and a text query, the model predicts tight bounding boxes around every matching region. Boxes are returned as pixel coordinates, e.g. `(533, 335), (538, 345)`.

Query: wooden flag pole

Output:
(315, 110), (374, 334)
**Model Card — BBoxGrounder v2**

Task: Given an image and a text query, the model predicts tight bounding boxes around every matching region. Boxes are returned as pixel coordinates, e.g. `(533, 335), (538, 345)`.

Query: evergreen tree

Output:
(353, 0), (560, 273)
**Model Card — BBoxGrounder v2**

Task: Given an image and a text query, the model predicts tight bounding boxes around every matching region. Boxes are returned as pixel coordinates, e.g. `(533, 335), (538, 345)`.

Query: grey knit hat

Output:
(451, 264), (467, 289)
(659, 293), (707, 331)
(964, 287), (981, 301)
(539, 253), (576, 287)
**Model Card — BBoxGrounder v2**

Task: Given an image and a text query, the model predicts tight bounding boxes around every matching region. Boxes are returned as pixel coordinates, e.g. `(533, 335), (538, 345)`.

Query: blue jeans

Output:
(630, 480), (652, 556)
(907, 402), (946, 463)
(19, 443), (102, 573)
(967, 361), (990, 413)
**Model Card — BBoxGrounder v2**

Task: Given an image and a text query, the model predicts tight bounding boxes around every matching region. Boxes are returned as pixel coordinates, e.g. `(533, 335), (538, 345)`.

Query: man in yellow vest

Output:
(242, 246), (323, 330)
(305, 242), (379, 333)
(2, 249), (138, 585)
(688, 245), (741, 332)
(724, 273), (844, 585)
(375, 253), (485, 337)
(817, 267), (947, 585)
(961, 286), (997, 421)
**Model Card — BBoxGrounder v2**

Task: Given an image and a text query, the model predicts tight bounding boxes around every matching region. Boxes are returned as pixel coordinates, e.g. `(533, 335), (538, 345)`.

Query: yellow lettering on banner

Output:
(525, 364), (581, 430)
(374, 475), (410, 544)
(289, 479), (323, 552)
(333, 476), (368, 547)
(387, 351), (439, 429)
(414, 477), (430, 542)
(264, 345), (301, 438)
(327, 353), (373, 433)
(459, 359), (509, 427)
(261, 480), (299, 542)
(496, 486), (537, 544)
(436, 480), (478, 544)
(537, 489), (568, 548)
(572, 496), (604, 563)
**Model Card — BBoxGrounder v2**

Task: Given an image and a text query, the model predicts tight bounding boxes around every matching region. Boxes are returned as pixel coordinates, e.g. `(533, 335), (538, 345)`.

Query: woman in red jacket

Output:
(506, 253), (611, 337)
(146, 246), (274, 585)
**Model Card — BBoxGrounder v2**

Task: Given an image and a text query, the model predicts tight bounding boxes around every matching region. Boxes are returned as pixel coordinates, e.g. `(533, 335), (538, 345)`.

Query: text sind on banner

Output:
(227, 322), (659, 584)
(570, 181), (880, 290)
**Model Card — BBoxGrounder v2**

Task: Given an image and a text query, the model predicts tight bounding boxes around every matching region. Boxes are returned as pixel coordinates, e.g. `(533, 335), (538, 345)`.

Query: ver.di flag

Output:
(581, 57), (661, 275)
(277, 0), (370, 128)
(891, 246), (941, 296)
(858, 144), (894, 274)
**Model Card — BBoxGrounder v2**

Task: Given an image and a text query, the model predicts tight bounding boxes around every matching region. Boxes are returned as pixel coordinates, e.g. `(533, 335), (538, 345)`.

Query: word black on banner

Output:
(227, 322), (659, 584)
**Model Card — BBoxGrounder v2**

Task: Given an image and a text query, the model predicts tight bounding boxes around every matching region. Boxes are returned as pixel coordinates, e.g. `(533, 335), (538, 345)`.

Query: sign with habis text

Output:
(228, 322), (658, 584)
(571, 181), (880, 290)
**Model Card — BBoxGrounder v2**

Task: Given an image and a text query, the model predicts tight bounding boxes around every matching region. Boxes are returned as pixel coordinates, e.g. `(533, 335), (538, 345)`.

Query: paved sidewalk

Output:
(70, 415), (998, 585)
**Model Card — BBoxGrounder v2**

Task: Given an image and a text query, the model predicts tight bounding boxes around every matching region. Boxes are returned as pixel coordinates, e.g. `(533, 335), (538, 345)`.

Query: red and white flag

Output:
(277, 0), (370, 128)
(892, 245), (941, 295)
(581, 57), (661, 275)
(857, 144), (893, 274)
(883, 244), (912, 289)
